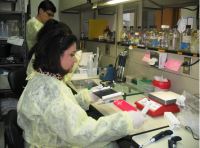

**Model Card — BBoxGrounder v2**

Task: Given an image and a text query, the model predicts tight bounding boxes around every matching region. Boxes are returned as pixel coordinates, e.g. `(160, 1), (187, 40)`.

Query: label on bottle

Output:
(151, 39), (159, 47)
(173, 34), (177, 38)
(180, 42), (189, 49)
(182, 36), (191, 43)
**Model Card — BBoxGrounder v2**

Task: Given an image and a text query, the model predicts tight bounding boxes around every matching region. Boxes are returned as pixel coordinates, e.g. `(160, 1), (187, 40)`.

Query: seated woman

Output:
(26, 19), (81, 82)
(17, 19), (145, 148)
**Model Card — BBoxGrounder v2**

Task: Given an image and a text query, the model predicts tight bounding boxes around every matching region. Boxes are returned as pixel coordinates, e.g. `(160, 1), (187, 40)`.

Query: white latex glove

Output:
(90, 84), (104, 92)
(90, 85), (111, 104)
(128, 111), (146, 128)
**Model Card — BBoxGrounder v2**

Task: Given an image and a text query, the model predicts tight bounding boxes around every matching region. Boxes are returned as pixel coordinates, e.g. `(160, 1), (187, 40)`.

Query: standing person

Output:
(26, 0), (56, 50)
(18, 20), (146, 148)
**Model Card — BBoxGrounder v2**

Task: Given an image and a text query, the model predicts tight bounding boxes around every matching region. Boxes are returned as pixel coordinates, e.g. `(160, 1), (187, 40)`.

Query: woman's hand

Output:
(128, 111), (146, 128)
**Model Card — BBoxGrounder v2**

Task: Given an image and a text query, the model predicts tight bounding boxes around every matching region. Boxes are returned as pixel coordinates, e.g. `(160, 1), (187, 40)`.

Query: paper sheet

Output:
(187, 17), (194, 29)
(164, 59), (182, 72)
(158, 53), (168, 69)
(142, 52), (150, 62)
(71, 73), (88, 80)
(7, 36), (24, 46)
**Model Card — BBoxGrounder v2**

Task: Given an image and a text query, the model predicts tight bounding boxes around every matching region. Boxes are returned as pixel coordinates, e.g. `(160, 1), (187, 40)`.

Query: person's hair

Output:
(28, 19), (72, 59)
(38, 0), (56, 14)
(32, 19), (77, 76)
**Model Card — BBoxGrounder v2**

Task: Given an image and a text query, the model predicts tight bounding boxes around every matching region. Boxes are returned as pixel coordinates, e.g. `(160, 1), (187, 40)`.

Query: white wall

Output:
(180, 6), (198, 29)
(180, 6), (197, 18)
(59, 13), (80, 39)
(60, 9), (117, 39)
(124, 47), (199, 95)
(81, 10), (94, 37)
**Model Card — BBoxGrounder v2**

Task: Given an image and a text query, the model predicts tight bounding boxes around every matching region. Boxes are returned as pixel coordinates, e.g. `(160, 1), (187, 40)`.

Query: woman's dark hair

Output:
(28, 19), (72, 59)
(32, 19), (77, 76)
(38, 0), (56, 13)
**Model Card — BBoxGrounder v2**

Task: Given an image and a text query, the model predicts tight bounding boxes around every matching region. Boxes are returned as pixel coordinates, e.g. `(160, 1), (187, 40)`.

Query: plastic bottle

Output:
(93, 47), (99, 68)
(180, 25), (192, 51)
(169, 25), (180, 50)
(87, 54), (93, 77)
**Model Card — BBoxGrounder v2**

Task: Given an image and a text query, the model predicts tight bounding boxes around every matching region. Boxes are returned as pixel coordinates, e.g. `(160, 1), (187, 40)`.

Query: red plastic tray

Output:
(113, 100), (137, 111)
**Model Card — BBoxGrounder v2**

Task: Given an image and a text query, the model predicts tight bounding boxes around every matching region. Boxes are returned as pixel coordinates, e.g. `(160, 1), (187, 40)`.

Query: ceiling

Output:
(143, 0), (198, 8)
(61, 0), (198, 14)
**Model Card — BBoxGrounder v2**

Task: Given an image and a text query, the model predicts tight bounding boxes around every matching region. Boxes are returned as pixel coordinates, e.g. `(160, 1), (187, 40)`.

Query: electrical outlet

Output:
(183, 57), (191, 74)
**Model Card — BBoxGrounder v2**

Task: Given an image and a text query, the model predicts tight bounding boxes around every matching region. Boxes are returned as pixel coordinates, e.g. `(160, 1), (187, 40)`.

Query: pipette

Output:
(139, 130), (173, 148)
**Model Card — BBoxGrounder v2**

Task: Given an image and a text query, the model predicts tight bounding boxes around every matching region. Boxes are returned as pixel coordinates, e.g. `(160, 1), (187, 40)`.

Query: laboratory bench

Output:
(132, 126), (199, 148)
(92, 94), (169, 135)
(67, 78), (199, 148)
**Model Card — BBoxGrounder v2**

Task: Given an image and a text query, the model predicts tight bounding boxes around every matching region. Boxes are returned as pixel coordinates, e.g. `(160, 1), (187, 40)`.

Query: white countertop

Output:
(132, 127), (199, 148)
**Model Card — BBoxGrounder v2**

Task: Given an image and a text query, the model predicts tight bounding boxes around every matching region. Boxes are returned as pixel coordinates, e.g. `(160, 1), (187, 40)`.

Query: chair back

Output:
(4, 110), (24, 148)
(4, 67), (27, 148)
(8, 67), (27, 97)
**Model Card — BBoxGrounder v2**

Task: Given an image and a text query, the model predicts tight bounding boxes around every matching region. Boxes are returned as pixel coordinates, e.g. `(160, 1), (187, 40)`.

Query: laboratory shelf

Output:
(117, 42), (199, 57)
(0, 11), (23, 14)
(80, 38), (115, 44)
(0, 37), (8, 41)
(0, 63), (24, 68)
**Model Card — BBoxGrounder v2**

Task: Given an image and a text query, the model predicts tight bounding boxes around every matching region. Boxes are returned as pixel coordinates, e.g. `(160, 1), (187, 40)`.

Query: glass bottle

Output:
(160, 25), (170, 48)
(141, 26), (147, 47)
(180, 25), (192, 51)
(0, 21), (8, 37)
(169, 25), (180, 50)
(0, 21), (4, 37)
(137, 26), (142, 45)
(121, 26), (128, 43)
(130, 26), (134, 36)
(128, 26), (134, 44)
(80, 32), (85, 39)
(190, 29), (199, 54)
(146, 26), (152, 47)
(133, 32), (139, 45)
(133, 27), (138, 45)
(7, 20), (19, 37)
(150, 26), (159, 48)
